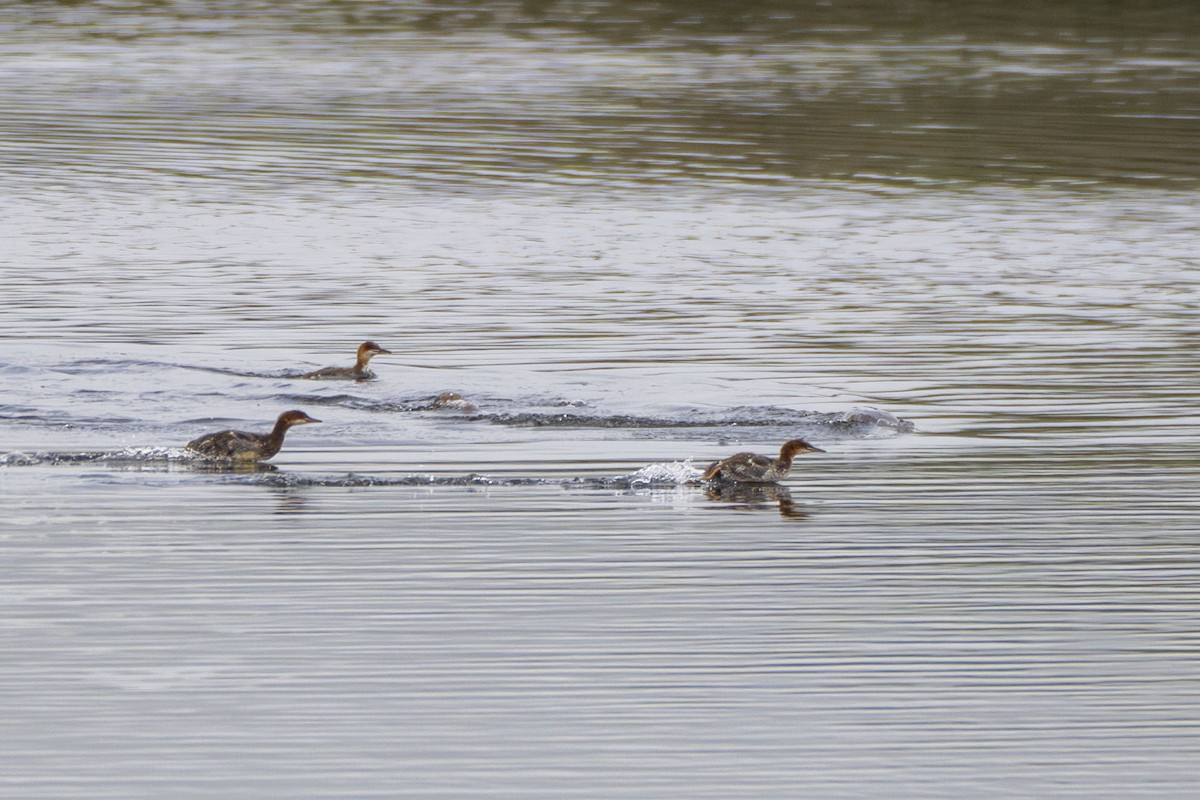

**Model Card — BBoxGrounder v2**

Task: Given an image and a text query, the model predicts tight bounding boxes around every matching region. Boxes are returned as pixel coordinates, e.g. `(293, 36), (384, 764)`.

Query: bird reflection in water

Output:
(703, 482), (809, 520)
(270, 487), (309, 515)
(184, 460), (310, 513)
(184, 460), (279, 475)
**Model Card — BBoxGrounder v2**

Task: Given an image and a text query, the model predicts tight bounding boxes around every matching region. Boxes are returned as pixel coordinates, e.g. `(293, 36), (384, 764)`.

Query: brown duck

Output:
(702, 439), (825, 484)
(187, 410), (321, 461)
(301, 341), (392, 379)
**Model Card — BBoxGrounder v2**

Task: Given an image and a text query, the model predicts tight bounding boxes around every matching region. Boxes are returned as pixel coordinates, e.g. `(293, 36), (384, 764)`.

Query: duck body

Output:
(702, 438), (824, 484)
(187, 410), (320, 461)
(301, 341), (391, 380)
(431, 391), (477, 413)
(302, 364), (375, 380)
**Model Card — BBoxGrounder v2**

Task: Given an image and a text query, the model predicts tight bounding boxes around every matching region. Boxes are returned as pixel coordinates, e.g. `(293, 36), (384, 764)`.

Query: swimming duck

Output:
(702, 438), (824, 484)
(186, 410), (321, 461)
(430, 391), (477, 413)
(302, 341), (392, 379)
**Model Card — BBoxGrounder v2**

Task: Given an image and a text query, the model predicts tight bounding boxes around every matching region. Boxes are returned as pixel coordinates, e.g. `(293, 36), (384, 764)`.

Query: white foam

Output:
(624, 459), (705, 486)
(106, 446), (195, 461)
(0, 447), (200, 466)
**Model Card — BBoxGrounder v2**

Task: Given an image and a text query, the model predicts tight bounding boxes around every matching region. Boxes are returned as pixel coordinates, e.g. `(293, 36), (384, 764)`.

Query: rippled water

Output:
(3, 2), (1200, 797)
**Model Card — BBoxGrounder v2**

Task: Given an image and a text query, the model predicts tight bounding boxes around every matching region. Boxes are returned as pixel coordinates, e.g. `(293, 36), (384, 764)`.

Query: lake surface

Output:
(2, 1), (1199, 797)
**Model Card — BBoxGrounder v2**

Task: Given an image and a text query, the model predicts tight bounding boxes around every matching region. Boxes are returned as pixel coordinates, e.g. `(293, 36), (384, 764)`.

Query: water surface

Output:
(2, 2), (1199, 797)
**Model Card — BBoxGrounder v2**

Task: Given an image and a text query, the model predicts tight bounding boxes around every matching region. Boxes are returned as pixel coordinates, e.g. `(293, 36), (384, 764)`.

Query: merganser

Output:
(431, 391), (477, 412)
(702, 439), (824, 484)
(302, 341), (392, 380)
(186, 410), (321, 461)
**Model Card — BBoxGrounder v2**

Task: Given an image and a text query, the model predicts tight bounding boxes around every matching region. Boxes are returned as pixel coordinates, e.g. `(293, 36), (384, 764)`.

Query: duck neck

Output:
(266, 416), (293, 452)
(776, 445), (798, 469)
(354, 352), (372, 372)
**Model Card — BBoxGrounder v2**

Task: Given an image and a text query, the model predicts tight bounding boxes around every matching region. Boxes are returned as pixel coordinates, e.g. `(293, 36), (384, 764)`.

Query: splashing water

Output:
(1, 447), (201, 466)
(623, 460), (706, 487)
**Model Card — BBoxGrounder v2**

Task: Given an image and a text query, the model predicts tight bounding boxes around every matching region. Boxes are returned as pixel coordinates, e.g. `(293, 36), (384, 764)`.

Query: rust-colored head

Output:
(358, 341), (392, 358)
(779, 439), (824, 460)
(277, 409), (322, 428)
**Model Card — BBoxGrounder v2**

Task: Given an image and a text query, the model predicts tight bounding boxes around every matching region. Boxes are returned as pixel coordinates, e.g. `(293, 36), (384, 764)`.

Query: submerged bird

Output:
(702, 438), (825, 484)
(430, 391), (477, 413)
(186, 410), (321, 461)
(301, 341), (392, 379)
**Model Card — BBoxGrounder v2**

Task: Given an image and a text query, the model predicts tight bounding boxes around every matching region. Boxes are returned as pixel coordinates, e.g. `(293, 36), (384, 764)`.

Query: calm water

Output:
(2, 1), (1200, 797)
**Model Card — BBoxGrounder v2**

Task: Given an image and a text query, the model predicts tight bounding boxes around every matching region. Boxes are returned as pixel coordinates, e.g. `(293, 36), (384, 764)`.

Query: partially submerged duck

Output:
(187, 409), (321, 461)
(302, 341), (391, 380)
(702, 438), (824, 484)
(430, 391), (477, 413)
